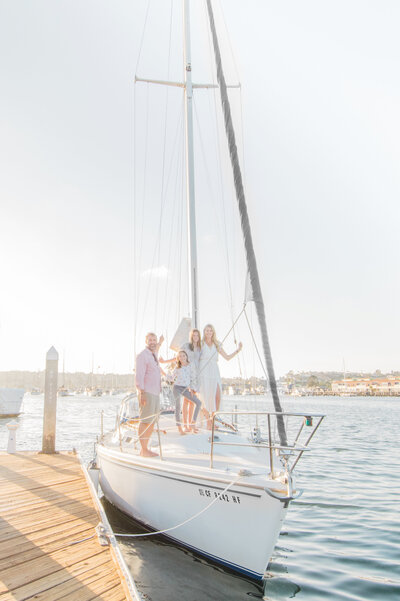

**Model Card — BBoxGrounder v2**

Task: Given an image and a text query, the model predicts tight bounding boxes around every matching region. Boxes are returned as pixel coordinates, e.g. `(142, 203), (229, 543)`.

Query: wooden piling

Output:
(42, 346), (59, 454)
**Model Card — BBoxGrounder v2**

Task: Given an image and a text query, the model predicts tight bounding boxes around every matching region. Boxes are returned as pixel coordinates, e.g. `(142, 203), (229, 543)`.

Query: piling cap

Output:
(7, 421), (19, 430)
(46, 346), (59, 361)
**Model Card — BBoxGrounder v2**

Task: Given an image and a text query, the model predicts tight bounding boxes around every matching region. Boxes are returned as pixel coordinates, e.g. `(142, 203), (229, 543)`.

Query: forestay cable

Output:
(206, 0), (287, 446)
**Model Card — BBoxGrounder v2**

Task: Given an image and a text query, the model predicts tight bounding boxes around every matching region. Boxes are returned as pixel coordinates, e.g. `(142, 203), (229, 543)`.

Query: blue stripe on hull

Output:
(163, 530), (264, 580)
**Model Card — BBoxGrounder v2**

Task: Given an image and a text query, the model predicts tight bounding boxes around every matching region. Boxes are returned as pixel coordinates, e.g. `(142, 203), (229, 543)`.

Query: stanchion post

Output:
(42, 346), (59, 454)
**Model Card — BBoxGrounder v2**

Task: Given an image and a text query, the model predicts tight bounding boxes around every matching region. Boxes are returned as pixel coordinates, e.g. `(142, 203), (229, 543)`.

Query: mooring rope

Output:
(113, 474), (242, 538)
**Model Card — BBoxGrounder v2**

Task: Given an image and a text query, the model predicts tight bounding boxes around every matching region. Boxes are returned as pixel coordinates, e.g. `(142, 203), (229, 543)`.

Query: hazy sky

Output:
(0, 0), (399, 378)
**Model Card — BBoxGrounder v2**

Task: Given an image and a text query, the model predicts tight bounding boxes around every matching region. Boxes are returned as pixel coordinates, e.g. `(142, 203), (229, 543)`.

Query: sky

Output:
(0, 0), (399, 378)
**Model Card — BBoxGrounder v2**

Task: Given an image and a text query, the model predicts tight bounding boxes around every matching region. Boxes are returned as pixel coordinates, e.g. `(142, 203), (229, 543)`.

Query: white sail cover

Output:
(169, 317), (192, 352)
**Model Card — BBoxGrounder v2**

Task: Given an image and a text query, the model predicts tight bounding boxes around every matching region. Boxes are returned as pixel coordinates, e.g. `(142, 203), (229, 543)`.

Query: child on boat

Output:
(181, 328), (202, 431)
(170, 349), (201, 435)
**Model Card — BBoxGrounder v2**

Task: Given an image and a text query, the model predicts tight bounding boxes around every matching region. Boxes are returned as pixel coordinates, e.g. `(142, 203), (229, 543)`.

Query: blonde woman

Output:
(181, 329), (202, 431)
(198, 324), (242, 429)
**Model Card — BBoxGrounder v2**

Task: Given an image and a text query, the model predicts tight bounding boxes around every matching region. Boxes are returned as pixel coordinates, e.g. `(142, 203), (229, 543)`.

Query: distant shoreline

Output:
(1, 370), (399, 398)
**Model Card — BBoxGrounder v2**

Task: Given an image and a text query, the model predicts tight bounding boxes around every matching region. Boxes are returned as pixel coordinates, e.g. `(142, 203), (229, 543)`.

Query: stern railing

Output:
(210, 411), (325, 477)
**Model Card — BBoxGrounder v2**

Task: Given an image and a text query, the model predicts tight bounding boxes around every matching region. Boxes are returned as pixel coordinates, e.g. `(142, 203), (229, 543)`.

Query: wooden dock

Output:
(0, 451), (139, 601)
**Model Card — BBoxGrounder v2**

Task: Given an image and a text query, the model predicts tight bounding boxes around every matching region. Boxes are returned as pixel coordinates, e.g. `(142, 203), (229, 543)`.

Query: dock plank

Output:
(0, 452), (132, 601)
(0, 506), (95, 539)
(0, 513), (97, 549)
(0, 524), (95, 568)
(23, 570), (120, 601)
(0, 489), (93, 519)
(0, 540), (106, 592)
(0, 548), (112, 594)
(0, 503), (94, 537)
(0, 553), (112, 601)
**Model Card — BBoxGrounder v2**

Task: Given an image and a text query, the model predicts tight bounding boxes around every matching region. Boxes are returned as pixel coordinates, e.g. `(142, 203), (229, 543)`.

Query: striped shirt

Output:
(135, 348), (162, 395)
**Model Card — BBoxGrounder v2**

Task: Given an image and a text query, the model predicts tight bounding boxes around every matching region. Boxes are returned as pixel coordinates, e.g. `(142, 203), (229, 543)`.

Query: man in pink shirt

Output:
(135, 332), (162, 457)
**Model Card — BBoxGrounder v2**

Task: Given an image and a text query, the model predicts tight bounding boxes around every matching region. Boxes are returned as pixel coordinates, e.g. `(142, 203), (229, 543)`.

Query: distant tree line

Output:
(0, 371), (135, 391)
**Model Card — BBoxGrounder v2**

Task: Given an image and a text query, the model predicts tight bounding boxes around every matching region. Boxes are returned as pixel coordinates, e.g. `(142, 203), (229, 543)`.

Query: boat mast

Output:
(183, 0), (199, 328)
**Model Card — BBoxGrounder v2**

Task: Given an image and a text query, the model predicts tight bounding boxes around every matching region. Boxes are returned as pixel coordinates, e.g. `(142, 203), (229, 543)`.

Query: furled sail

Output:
(206, 0), (287, 446)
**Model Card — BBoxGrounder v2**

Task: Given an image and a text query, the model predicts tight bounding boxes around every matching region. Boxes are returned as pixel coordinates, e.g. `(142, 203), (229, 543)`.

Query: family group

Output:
(135, 324), (242, 457)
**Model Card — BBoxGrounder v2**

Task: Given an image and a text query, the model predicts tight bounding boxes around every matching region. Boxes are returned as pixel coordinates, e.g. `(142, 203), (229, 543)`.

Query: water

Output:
(1, 394), (399, 601)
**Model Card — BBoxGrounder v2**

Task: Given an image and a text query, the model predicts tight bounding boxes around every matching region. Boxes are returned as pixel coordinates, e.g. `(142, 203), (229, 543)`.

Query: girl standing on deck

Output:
(181, 329), (202, 431)
(171, 350), (201, 435)
(198, 324), (242, 430)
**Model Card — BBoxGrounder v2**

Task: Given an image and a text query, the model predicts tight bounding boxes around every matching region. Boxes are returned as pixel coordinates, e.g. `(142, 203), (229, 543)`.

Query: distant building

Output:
(332, 377), (400, 395)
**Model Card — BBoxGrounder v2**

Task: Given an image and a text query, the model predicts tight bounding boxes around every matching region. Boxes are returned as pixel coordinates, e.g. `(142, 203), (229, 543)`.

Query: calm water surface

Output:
(1, 394), (399, 601)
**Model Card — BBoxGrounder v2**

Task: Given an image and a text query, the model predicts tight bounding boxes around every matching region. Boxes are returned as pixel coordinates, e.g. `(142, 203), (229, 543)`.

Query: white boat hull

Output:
(97, 444), (288, 579)
(0, 388), (24, 417)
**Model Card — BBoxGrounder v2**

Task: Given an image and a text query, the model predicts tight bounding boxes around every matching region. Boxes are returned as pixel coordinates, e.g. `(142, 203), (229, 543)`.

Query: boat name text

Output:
(198, 488), (241, 503)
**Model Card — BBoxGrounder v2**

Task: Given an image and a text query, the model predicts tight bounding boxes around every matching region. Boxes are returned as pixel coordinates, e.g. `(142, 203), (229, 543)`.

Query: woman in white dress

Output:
(198, 324), (242, 429)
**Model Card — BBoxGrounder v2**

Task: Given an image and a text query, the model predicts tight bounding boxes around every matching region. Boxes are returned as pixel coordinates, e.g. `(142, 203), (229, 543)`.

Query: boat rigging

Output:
(93, 0), (325, 581)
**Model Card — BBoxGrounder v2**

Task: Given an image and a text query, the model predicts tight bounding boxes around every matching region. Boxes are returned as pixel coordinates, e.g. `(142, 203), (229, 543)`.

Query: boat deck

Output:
(104, 419), (284, 487)
(0, 451), (135, 601)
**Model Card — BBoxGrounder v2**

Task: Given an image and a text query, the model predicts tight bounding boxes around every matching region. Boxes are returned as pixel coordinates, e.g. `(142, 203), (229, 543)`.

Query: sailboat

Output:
(0, 388), (25, 417)
(95, 0), (324, 580)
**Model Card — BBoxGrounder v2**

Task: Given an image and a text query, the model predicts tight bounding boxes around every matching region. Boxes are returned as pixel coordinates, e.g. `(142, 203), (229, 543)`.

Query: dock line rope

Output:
(113, 474), (242, 539)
